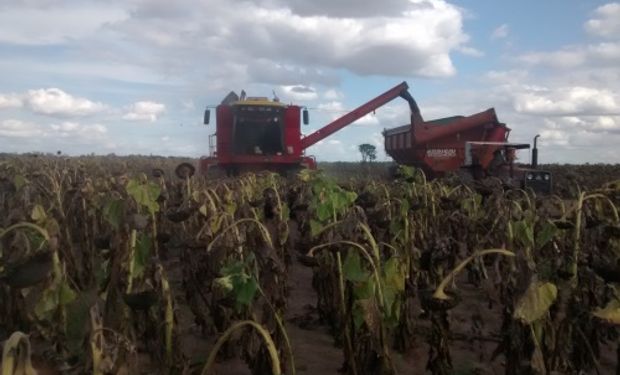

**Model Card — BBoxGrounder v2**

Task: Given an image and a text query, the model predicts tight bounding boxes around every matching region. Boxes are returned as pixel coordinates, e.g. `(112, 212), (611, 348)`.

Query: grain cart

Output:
(383, 103), (552, 193)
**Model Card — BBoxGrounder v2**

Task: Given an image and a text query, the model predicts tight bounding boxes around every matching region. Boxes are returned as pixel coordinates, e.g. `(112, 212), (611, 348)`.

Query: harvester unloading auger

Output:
(200, 81), (551, 193)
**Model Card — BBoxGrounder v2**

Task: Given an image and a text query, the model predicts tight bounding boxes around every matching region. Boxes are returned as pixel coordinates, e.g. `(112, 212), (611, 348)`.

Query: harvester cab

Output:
(203, 94), (309, 157)
(200, 90), (314, 176)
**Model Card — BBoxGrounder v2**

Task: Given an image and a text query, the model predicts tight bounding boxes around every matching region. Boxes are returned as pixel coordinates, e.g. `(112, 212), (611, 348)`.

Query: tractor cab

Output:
(464, 141), (552, 194)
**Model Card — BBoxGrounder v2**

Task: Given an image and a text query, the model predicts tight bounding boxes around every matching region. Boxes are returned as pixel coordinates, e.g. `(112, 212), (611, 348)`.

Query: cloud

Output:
(50, 121), (108, 138)
(245, 61), (338, 87)
(491, 24), (509, 40)
(25, 88), (107, 117)
(0, 119), (44, 138)
(0, 3), (126, 45)
(539, 127), (570, 146)
(181, 100), (195, 111)
(101, 0), (470, 82)
(541, 115), (620, 135)
(123, 101), (166, 122)
(535, 116), (620, 164)
(0, 118), (108, 143)
(584, 3), (620, 38)
(352, 113), (380, 127)
(519, 42), (620, 69)
(513, 86), (620, 116)
(281, 85), (318, 101)
(457, 46), (484, 57)
(485, 69), (529, 83)
(317, 101), (345, 112)
(519, 5), (620, 69)
(267, 0), (413, 18)
(0, 94), (23, 109)
(470, 4), (620, 163)
(324, 89), (343, 100)
(316, 100), (382, 126)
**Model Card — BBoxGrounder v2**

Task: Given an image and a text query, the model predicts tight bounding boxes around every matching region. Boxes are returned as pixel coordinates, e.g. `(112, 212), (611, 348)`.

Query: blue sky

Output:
(1, 0), (619, 163)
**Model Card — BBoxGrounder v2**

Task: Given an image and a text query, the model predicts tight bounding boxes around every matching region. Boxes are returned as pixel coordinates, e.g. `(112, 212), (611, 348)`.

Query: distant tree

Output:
(358, 143), (377, 163)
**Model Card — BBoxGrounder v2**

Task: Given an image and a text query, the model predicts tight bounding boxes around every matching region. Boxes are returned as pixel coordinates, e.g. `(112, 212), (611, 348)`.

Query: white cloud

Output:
(123, 101), (166, 122)
(584, 3), (620, 39)
(50, 122), (80, 132)
(490, 3), (620, 163)
(519, 42), (620, 69)
(0, 3), (126, 45)
(318, 101), (345, 112)
(242, 61), (337, 87)
(534, 116), (620, 163)
(513, 86), (620, 116)
(539, 128), (570, 147)
(181, 100), (195, 111)
(491, 24), (509, 40)
(0, 94), (23, 109)
(50, 122), (107, 138)
(485, 69), (529, 84)
(316, 100), (382, 126)
(541, 116), (620, 134)
(0, 119), (44, 138)
(281, 85), (318, 101)
(519, 5), (620, 70)
(457, 46), (484, 57)
(268, 0), (414, 18)
(102, 0), (470, 81)
(25, 88), (107, 117)
(0, 119), (108, 143)
(324, 89), (343, 100)
(352, 113), (380, 127)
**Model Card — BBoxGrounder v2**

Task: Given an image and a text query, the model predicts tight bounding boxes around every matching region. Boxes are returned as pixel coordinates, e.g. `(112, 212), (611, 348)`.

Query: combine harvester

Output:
(200, 82), (413, 176)
(199, 81), (551, 193)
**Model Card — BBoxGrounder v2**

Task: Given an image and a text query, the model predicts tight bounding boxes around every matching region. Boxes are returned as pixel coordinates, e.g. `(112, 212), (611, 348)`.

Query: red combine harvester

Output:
(200, 81), (551, 193)
(200, 82), (414, 176)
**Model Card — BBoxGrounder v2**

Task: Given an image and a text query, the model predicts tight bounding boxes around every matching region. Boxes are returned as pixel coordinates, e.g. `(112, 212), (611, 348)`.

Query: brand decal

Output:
(426, 148), (456, 158)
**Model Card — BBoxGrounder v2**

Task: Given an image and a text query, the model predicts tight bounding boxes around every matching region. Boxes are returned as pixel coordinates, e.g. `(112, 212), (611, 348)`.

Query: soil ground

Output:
(205, 254), (617, 375)
(4, 238), (617, 375)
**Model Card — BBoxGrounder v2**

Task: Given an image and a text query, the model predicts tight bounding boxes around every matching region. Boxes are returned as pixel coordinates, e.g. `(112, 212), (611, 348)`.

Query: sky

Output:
(0, 0), (619, 164)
